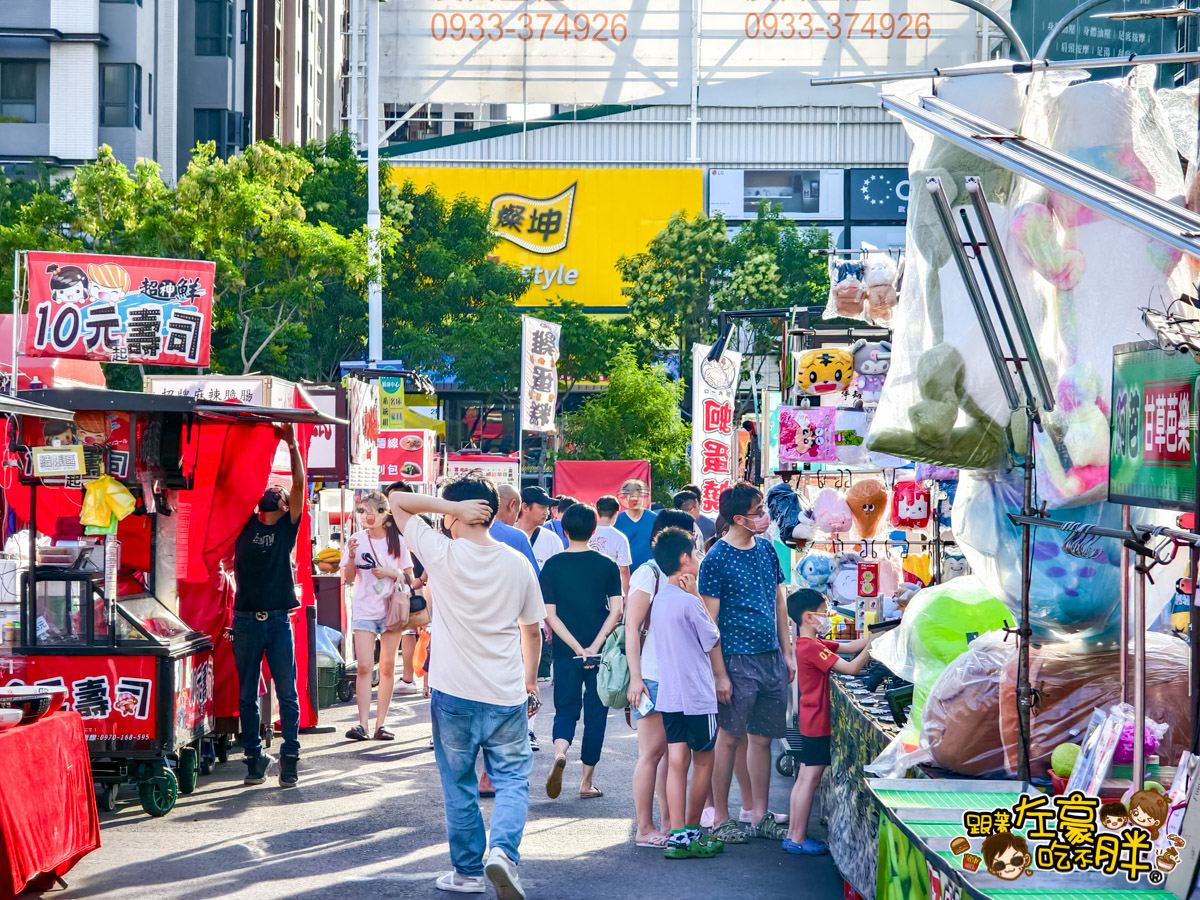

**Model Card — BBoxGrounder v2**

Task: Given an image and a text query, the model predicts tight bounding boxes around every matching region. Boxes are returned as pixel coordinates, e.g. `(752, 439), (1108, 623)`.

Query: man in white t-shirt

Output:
(589, 495), (632, 596)
(517, 486), (562, 570)
(389, 478), (545, 900)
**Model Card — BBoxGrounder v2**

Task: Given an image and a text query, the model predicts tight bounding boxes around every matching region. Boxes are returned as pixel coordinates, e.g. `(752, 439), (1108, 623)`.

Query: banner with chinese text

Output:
(345, 377), (381, 489)
(446, 453), (520, 488)
(23, 251), (215, 367)
(521, 316), (562, 433)
(1109, 341), (1199, 511)
(691, 343), (742, 514)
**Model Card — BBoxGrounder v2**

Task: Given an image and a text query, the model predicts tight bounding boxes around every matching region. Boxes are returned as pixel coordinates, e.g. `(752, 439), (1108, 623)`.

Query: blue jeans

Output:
(431, 690), (533, 877)
(551, 656), (610, 766)
(233, 610), (301, 759)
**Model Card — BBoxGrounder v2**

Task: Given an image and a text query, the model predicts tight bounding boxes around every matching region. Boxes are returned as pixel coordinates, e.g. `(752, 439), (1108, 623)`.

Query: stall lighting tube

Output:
(881, 94), (1200, 261)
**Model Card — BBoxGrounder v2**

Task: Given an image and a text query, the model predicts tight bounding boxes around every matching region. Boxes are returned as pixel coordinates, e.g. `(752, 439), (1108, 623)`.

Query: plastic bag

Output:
(81, 474), (137, 528)
(315, 624), (343, 668)
(826, 258), (866, 320)
(1000, 633), (1192, 780)
(870, 575), (1011, 743)
(953, 470), (1177, 646)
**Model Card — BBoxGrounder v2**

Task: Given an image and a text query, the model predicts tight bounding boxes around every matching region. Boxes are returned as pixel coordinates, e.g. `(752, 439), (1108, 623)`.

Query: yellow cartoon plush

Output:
(794, 347), (854, 397)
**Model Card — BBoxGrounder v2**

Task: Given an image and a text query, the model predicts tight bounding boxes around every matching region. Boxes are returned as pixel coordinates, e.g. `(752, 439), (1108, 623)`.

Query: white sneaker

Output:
(485, 848), (526, 900)
(435, 871), (486, 893)
(396, 680), (419, 695)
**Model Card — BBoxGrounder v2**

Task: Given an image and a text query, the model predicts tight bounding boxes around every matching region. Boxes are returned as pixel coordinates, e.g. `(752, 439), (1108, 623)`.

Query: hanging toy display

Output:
(845, 479), (888, 539)
(794, 347), (855, 398)
(891, 481), (932, 529)
(862, 252), (900, 324)
(794, 550), (835, 592)
(942, 549), (971, 580)
(827, 259), (866, 318)
(850, 340), (892, 410)
(813, 487), (853, 534)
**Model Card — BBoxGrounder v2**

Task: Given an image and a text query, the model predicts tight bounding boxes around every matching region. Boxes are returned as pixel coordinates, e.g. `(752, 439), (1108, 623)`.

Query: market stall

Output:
(0, 387), (338, 816)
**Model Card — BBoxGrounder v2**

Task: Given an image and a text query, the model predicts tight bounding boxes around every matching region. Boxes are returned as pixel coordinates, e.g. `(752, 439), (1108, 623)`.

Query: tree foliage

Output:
(558, 345), (690, 502)
(617, 202), (833, 368)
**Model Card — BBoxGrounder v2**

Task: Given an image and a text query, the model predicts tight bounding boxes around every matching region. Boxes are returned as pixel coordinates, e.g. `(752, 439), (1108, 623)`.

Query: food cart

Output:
(0, 387), (339, 816)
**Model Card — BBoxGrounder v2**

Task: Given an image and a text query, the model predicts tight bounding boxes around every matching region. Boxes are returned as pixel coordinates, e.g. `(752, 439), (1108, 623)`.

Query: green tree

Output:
(558, 345), (690, 502)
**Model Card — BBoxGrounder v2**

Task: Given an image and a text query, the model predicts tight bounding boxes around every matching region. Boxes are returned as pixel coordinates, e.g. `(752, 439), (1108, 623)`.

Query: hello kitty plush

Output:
(851, 340), (891, 409)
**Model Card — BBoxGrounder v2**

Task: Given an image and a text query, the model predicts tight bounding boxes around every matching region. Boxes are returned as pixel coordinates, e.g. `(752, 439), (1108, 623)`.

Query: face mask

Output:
(742, 512), (770, 534)
(259, 491), (282, 512)
(813, 614), (832, 635)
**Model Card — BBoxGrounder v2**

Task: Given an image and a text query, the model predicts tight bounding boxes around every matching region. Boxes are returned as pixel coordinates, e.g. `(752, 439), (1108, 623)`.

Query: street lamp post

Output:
(366, 0), (383, 364)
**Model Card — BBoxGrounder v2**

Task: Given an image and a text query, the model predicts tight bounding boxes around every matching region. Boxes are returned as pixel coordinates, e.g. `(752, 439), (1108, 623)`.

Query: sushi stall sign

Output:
(21, 251), (215, 367)
(1109, 341), (1200, 512)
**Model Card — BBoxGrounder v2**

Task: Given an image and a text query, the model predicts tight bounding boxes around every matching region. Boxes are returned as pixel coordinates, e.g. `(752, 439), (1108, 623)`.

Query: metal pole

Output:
(950, 0), (1032, 59)
(1120, 505), (1131, 703)
(366, 0), (382, 363)
(689, 0), (701, 162)
(348, 0), (360, 146)
(811, 50), (1200, 87)
(1016, 408), (1036, 783)
(1133, 556), (1147, 789)
(10, 251), (21, 397)
(518, 316), (526, 487)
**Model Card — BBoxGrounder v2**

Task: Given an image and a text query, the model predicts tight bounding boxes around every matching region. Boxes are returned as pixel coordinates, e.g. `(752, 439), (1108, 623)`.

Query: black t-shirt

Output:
(234, 513), (301, 611)
(538, 549), (622, 659)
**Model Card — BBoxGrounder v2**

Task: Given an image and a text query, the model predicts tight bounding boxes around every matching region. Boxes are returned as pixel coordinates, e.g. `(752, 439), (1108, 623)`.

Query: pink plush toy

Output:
(1113, 720), (1163, 765)
(813, 488), (853, 534)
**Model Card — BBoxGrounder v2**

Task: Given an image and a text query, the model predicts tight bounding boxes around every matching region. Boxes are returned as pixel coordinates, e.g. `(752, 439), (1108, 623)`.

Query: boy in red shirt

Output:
(782, 588), (874, 855)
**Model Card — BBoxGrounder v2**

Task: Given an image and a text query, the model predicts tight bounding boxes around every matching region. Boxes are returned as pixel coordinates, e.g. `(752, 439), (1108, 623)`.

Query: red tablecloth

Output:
(0, 711), (100, 898)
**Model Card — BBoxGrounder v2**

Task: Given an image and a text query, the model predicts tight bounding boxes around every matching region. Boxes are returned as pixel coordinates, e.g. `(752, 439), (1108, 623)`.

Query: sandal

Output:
(546, 756), (566, 799)
(579, 786), (603, 800)
(373, 726), (395, 741)
(345, 724), (368, 741)
(664, 838), (720, 860)
(710, 819), (751, 844)
(754, 813), (789, 841)
(635, 832), (670, 848)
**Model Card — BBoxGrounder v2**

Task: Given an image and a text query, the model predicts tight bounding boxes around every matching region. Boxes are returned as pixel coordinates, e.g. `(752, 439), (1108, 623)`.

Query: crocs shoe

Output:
(782, 837), (830, 856)
(755, 812), (788, 841)
(711, 819), (752, 844)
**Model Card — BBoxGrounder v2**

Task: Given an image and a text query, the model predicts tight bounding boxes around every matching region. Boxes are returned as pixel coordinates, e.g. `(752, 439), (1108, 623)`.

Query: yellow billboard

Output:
(389, 166), (703, 309)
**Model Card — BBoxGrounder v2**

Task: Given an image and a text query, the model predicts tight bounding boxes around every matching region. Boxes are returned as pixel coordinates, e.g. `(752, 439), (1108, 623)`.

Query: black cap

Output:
(521, 486), (558, 506)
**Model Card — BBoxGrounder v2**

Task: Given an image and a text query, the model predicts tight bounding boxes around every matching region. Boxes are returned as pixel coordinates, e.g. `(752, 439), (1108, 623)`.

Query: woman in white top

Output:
(340, 490), (414, 741)
(625, 510), (696, 847)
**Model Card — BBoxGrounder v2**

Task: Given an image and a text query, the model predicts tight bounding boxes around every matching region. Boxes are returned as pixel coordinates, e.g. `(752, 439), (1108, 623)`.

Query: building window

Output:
(0, 61), (36, 123)
(195, 108), (238, 158)
(100, 63), (141, 128)
(383, 103), (441, 144)
(196, 0), (234, 57)
(102, 0), (143, 6)
(454, 112), (474, 134)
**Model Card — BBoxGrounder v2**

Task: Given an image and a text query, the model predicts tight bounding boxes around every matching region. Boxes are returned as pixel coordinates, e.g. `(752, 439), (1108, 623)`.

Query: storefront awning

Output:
(0, 393), (74, 422)
(19, 388), (345, 426)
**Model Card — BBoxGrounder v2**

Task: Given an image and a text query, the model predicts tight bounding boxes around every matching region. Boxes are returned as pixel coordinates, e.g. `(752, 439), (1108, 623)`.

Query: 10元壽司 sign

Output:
(22, 251), (215, 368)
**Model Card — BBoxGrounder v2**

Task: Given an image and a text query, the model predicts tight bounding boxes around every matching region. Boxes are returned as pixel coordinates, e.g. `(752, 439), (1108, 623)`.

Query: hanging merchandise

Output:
(778, 405), (838, 465)
(1008, 67), (1187, 508)
(941, 549), (970, 580)
(902, 552), (934, 587)
(765, 480), (816, 545)
(845, 479), (888, 539)
(833, 408), (870, 465)
(952, 470), (1179, 645)
(813, 487), (853, 534)
(80, 474), (138, 533)
(828, 552), (864, 607)
(850, 340), (892, 410)
(867, 73), (1032, 470)
(857, 561), (880, 597)
(915, 463), (957, 482)
(862, 252), (900, 325)
(890, 480), (931, 529)
(794, 550), (835, 592)
(793, 347), (855, 399)
(826, 259), (866, 319)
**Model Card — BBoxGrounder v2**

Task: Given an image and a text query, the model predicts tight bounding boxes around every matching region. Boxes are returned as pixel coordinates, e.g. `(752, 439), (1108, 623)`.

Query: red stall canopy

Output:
(553, 459), (652, 505)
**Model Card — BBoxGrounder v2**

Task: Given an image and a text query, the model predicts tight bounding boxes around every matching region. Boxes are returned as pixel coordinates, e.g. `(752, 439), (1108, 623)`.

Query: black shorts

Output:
(799, 734), (831, 767)
(662, 711), (718, 753)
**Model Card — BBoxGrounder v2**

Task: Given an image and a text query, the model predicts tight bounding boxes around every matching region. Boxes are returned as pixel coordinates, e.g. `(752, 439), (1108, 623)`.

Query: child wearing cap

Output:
(783, 588), (875, 856)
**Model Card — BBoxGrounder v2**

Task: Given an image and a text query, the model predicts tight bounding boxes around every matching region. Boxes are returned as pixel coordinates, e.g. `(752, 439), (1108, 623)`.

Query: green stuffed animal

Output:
(867, 342), (1006, 469)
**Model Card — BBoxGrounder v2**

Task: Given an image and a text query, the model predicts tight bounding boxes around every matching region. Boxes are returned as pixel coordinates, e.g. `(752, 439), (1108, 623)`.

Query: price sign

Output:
(31, 445), (85, 478)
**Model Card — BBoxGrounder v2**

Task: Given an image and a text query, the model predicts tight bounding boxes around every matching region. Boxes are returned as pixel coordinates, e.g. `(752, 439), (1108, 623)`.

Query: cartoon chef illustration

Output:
(87, 262), (131, 305)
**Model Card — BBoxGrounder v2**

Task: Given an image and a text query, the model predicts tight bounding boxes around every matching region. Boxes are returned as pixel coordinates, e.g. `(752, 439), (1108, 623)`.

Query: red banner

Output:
(553, 459), (651, 506)
(23, 251), (215, 367)
(377, 429), (436, 483)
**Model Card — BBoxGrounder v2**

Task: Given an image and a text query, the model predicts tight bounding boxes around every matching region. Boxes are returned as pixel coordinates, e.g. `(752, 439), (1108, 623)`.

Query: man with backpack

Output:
(538, 503), (624, 802)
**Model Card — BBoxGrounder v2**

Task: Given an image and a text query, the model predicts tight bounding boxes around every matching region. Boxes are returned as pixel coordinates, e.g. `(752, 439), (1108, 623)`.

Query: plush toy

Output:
(828, 552), (863, 606)
(941, 549), (970, 580)
(813, 487), (853, 534)
(828, 260), (866, 318)
(891, 481), (931, 529)
(845, 479), (887, 539)
(867, 342), (1006, 469)
(1009, 69), (1185, 507)
(862, 253), (899, 324)
(851, 339), (891, 409)
(765, 480), (816, 546)
(794, 551), (835, 592)
(794, 347), (854, 398)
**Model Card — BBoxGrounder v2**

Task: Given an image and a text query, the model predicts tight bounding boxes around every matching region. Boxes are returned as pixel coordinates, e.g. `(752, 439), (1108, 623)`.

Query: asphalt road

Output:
(65, 680), (846, 899)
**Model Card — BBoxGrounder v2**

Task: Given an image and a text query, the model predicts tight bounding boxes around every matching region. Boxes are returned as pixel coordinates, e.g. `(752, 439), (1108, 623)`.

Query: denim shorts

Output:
(631, 679), (659, 723)
(353, 617), (386, 635)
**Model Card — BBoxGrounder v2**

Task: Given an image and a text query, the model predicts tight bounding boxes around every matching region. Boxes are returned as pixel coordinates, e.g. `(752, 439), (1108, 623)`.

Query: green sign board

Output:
(1010, 0), (1175, 72)
(1109, 341), (1200, 511)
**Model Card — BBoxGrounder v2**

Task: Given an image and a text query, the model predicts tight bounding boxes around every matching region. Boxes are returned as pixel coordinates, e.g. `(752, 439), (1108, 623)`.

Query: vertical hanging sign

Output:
(520, 316), (562, 433)
(692, 343), (743, 515)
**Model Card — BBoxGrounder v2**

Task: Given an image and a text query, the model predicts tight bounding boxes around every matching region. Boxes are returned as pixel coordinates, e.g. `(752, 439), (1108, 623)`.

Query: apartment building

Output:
(0, 0), (343, 181)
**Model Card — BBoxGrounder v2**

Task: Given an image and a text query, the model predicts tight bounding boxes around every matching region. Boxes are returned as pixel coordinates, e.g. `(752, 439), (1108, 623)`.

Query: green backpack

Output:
(596, 624), (630, 709)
